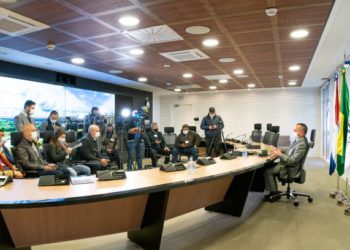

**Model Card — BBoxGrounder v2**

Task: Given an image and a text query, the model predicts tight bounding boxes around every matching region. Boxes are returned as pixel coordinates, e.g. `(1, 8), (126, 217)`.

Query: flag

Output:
(337, 67), (349, 176)
(329, 73), (339, 175)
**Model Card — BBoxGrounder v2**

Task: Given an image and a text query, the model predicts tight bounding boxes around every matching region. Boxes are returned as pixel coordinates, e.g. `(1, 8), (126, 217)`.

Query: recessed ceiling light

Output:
(219, 79), (228, 84)
(163, 64), (170, 68)
(237, 74), (248, 78)
(186, 26), (210, 35)
(118, 16), (140, 26)
(166, 82), (172, 86)
(247, 83), (256, 88)
(71, 57), (85, 65)
(138, 77), (147, 82)
(109, 69), (123, 74)
(174, 88), (181, 92)
(219, 58), (235, 63)
(202, 38), (219, 47)
(290, 29), (309, 39)
(209, 86), (217, 90)
(129, 48), (144, 56)
(233, 69), (244, 75)
(288, 80), (298, 86)
(289, 65), (301, 71)
(265, 7), (278, 17)
(183, 73), (193, 78)
(277, 75), (283, 79)
(185, 91), (189, 94)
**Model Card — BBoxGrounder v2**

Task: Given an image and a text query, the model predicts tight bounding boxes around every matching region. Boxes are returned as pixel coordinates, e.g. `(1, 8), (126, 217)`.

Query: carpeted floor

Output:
(34, 158), (350, 250)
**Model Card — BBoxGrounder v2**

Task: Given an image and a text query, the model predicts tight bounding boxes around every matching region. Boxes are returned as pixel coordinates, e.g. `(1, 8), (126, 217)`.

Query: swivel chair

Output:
(268, 126), (280, 147)
(263, 123), (272, 144)
(251, 123), (262, 142)
(269, 129), (316, 206)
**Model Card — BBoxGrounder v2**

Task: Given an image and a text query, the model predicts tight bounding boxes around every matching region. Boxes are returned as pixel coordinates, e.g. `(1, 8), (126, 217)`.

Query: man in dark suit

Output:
(146, 122), (171, 167)
(200, 107), (224, 157)
(40, 110), (62, 132)
(16, 124), (63, 176)
(80, 124), (109, 172)
(264, 123), (308, 201)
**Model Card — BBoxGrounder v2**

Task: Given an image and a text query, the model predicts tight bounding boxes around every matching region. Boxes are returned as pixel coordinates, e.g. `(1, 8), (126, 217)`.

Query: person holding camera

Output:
(126, 113), (144, 171)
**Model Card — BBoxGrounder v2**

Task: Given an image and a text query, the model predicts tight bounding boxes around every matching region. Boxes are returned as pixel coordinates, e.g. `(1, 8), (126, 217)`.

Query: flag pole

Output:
(330, 174), (341, 198)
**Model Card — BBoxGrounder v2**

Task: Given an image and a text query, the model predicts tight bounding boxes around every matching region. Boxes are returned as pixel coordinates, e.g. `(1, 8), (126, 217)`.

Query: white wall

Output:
(156, 88), (321, 157)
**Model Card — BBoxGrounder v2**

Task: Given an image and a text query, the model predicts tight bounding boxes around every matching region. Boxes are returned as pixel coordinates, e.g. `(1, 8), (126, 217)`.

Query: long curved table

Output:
(0, 146), (272, 250)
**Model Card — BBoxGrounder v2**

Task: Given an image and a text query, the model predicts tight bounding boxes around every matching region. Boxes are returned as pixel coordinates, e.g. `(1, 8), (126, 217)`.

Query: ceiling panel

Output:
(208, 0), (267, 16)
(60, 41), (104, 54)
(221, 12), (272, 34)
(91, 34), (141, 49)
(0, 37), (42, 51)
(29, 48), (73, 59)
(24, 28), (77, 45)
(69, 0), (134, 14)
(57, 19), (116, 38)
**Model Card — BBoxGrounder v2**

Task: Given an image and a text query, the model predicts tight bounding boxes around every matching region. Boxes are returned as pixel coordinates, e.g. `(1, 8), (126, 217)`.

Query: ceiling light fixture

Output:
(129, 48), (144, 56)
(289, 65), (301, 71)
(174, 88), (181, 92)
(71, 57), (85, 65)
(265, 7), (278, 17)
(138, 77), (148, 82)
(247, 83), (256, 88)
(202, 38), (219, 47)
(186, 26), (210, 35)
(233, 69), (244, 75)
(219, 58), (235, 63)
(290, 29), (309, 39)
(219, 79), (228, 84)
(166, 82), (172, 86)
(209, 86), (217, 90)
(163, 64), (170, 68)
(118, 16), (140, 26)
(288, 81), (298, 86)
(183, 73), (193, 78)
(46, 42), (55, 51)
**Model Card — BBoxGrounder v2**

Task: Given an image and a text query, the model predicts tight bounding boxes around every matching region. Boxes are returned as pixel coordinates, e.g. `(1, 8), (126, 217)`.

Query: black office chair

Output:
(268, 126), (280, 147)
(65, 130), (77, 147)
(10, 132), (39, 178)
(189, 126), (197, 133)
(263, 123), (272, 144)
(270, 129), (316, 206)
(40, 131), (54, 160)
(164, 127), (175, 134)
(251, 123), (262, 142)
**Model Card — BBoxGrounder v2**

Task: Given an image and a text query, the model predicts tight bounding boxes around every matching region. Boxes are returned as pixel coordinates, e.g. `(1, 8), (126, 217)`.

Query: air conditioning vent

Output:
(125, 24), (183, 45)
(0, 7), (49, 36)
(160, 49), (209, 62)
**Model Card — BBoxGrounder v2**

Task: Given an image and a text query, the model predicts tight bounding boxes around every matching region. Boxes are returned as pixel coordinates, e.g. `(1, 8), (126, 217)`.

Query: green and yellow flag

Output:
(337, 67), (349, 176)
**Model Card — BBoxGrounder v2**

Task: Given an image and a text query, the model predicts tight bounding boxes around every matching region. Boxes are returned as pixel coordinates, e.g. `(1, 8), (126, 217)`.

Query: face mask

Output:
(0, 137), (7, 145)
(183, 130), (189, 135)
(154, 128), (159, 132)
(58, 137), (66, 144)
(290, 131), (298, 142)
(50, 119), (57, 123)
(209, 114), (215, 118)
(95, 132), (101, 138)
(29, 110), (35, 116)
(31, 131), (38, 141)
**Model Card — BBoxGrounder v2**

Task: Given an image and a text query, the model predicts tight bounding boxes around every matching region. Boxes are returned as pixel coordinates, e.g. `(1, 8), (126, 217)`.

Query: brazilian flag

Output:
(337, 67), (349, 176)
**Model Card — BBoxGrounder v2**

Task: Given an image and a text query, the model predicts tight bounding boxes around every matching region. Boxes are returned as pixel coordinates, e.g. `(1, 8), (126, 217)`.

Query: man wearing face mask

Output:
(40, 110), (62, 132)
(16, 124), (64, 176)
(146, 122), (171, 167)
(200, 107), (225, 157)
(172, 124), (198, 163)
(126, 113), (144, 171)
(263, 123), (309, 201)
(15, 100), (37, 132)
(80, 124), (109, 173)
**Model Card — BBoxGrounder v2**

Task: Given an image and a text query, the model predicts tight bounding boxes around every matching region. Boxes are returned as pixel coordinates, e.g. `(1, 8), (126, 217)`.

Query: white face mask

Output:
(58, 137), (66, 144)
(50, 119), (57, 123)
(290, 131), (298, 142)
(31, 131), (38, 141)
(183, 130), (189, 135)
(95, 132), (101, 138)
(29, 109), (35, 116)
(209, 114), (215, 119)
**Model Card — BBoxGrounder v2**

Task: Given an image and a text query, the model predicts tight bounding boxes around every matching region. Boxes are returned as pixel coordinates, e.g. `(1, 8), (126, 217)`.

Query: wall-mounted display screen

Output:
(0, 76), (115, 133)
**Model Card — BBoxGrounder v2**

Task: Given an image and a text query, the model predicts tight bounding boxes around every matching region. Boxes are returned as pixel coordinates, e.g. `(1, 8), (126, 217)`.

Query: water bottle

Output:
(186, 156), (195, 182)
(242, 148), (248, 159)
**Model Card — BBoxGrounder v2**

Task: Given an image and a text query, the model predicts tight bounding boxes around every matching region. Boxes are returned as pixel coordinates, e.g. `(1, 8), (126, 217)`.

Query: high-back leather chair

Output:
(251, 123), (262, 142)
(263, 123), (272, 144)
(269, 129), (316, 206)
(268, 126), (280, 147)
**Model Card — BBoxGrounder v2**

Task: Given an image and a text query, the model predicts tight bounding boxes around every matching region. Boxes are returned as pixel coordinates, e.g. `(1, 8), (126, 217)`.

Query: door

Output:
(171, 104), (194, 134)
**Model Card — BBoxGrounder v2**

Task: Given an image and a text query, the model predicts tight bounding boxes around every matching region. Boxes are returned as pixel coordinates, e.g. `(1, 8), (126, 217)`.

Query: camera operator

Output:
(126, 110), (144, 171)
(84, 107), (106, 137)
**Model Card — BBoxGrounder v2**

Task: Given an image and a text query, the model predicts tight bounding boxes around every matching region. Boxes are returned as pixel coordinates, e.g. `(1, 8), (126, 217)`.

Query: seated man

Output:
(263, 123), (308, 201)
(40, 110), (62, 132)
(16, 124), (64, 176)
(146, 122), (171, 167)
(80, 125), (109, 172)
(101, 123), (121, 169)
(172, 124), (198, 163)
(0, 131), (23, 178)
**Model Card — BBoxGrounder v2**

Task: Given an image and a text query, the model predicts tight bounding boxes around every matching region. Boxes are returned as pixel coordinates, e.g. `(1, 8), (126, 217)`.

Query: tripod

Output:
(206, 128), (227, 157)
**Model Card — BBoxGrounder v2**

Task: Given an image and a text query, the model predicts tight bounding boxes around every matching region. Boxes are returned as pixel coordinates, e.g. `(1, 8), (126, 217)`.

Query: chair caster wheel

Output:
(308, 197), (313, 203)
(294, 201), (299, 207)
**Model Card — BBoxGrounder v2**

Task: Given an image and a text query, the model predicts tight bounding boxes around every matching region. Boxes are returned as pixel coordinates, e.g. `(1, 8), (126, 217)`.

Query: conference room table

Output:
(0, 143), (273, 250)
